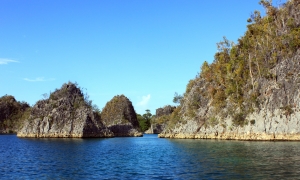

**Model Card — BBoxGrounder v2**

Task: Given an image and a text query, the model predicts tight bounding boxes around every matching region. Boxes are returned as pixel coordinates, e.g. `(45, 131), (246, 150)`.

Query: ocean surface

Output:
(0, 134), (300, 179)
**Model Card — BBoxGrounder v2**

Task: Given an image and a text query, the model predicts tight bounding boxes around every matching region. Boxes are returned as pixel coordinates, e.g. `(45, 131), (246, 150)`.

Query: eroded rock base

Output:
(158, 132), (300, 141)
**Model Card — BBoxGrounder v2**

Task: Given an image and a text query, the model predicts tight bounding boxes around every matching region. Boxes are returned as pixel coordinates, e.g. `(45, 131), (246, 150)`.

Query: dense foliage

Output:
(0, 95), (30, 132)
(137, 110), (152, 132)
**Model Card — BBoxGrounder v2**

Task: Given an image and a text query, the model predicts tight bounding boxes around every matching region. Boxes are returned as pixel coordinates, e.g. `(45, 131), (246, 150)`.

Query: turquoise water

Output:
(0, 134), (300, 179)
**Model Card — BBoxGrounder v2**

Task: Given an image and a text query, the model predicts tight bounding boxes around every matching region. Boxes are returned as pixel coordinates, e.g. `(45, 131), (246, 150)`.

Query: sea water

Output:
(0, 134), (300, 179)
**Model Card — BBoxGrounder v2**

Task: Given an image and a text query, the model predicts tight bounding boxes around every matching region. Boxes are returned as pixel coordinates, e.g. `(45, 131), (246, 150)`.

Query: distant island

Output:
(1, 0), (299, 140)
(1, 82), (142, 138)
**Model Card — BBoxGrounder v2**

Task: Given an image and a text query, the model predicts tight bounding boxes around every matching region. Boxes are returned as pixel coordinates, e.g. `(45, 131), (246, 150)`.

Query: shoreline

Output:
(158, 132), (300, 141)
(16, 132), (143, 138)
(0, 133), (17, 135)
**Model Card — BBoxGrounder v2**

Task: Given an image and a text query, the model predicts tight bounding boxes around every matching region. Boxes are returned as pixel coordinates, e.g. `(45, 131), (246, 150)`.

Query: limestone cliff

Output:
(101, 95), (142, 137)
(17, 82), (113, 138)
(159, 1), (300, 140)
(144, 124), (164, 134)
(160, 50), (300, 140)
(0, 95), (30, 133)
(145, 105), (175, 134)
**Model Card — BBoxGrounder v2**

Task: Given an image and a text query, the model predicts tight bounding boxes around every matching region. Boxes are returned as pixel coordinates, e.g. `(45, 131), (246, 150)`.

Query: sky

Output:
(0, 0), (285, 115)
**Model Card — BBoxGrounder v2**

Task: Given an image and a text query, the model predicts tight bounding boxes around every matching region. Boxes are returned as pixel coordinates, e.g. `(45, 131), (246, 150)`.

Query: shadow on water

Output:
(0, 134), (300, 179)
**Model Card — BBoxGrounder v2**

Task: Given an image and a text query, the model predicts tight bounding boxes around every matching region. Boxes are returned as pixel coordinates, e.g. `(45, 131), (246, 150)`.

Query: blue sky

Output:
(0, 0), (284, 115)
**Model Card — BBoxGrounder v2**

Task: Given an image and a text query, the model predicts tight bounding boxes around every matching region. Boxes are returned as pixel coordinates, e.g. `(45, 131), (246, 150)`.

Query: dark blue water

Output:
(0, 134), (300, 179)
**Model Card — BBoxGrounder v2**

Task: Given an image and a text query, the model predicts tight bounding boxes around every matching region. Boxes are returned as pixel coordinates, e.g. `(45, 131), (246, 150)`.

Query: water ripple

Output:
(1, 135), (300, 179)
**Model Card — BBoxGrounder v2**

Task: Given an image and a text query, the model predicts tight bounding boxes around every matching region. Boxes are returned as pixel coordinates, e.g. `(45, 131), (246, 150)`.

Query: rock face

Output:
(159, 1), (300, 140)
(0, 95), (30, 133)
(101, 95), (142, 137)
(159, 50), (300, 140)
(145, 105), (175, 134)
(155, 105), (176, 117)
(17, 82), (113, 138)
(144, 124), (165, 134)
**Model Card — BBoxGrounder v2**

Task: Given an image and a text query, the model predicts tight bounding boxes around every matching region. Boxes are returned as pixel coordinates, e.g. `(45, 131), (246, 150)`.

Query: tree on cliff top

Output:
(173, 92), (183, 105)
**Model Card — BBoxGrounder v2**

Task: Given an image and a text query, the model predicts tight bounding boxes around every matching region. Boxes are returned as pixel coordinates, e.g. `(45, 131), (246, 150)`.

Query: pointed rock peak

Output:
(101, 94), (142, 137)
(49, 81), (84, 101)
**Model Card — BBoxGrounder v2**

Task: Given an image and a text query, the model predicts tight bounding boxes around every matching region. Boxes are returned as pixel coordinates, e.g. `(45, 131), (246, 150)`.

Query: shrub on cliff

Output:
(150, 105), (183, 130)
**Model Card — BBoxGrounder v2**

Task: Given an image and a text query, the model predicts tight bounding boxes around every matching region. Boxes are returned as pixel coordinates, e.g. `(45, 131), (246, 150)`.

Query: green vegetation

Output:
(173, 92), (183, 104)
(208, 117), (219, 127)
(280, 105), (294, 116)
(137, 109), (152, 132)
(176, 0), (299, 127)
(0, 95), (30, 132)
(153, 106), (183, 130)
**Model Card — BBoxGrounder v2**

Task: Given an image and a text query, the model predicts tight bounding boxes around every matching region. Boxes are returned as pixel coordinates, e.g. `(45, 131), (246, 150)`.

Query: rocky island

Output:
(159, 0), (300, 140)
(17, 82), (113, 138)
(15, 82), (142, 138)
(101, 95), (142, 137)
